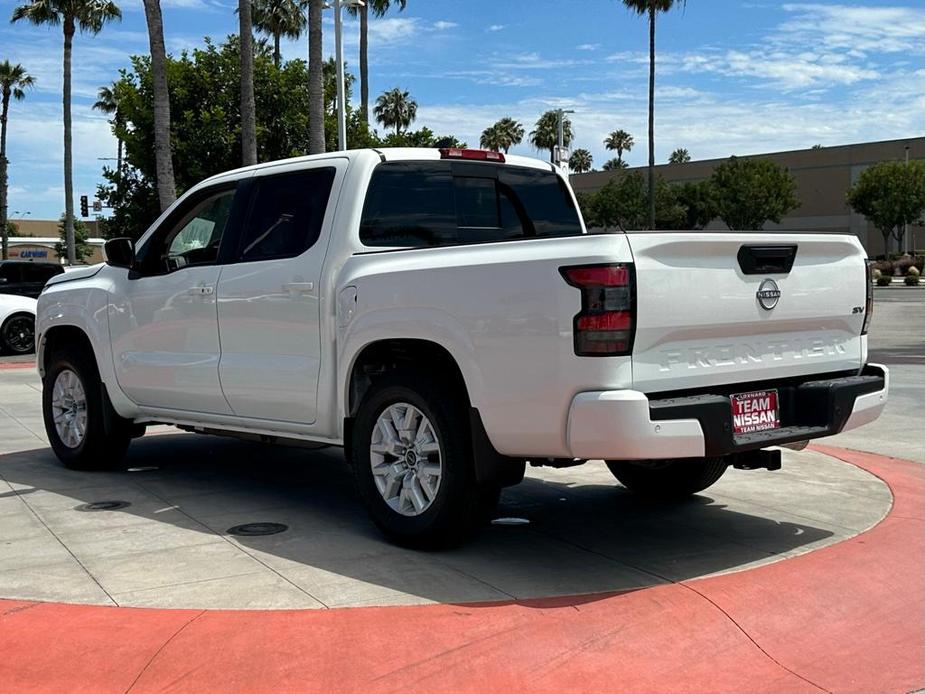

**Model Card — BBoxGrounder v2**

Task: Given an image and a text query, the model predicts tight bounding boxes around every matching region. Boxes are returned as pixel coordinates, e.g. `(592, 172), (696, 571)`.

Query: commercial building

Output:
(5, 218), (104, 265)
(570, 136), (924, 257)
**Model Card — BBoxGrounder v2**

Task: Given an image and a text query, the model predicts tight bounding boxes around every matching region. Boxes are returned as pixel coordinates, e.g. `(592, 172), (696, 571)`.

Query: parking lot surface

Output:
(0, 289), (921, 691)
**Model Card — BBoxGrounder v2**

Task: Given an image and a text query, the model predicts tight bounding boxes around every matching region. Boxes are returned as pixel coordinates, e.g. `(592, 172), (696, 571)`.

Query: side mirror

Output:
(104, 238), (135, 269)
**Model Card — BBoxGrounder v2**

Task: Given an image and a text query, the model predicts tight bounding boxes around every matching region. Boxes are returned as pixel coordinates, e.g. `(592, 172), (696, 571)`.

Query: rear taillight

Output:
(560, 263), (635, 356)
(862, 261), (873, 335)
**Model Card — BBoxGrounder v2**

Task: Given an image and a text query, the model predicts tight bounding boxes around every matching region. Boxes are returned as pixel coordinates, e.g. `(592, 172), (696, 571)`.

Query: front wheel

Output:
(606, 457), (729, 500)
(1, 313), (35, 354)
(351, 373), (498, 548)
(42, 348), (132, 471)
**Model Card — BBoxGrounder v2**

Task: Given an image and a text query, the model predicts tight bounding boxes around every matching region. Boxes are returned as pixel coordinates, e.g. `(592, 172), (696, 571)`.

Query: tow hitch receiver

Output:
(732, 448), (782, 471)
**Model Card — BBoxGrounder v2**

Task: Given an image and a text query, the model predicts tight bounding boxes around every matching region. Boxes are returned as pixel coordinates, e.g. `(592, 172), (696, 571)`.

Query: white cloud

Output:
(487, 24), (505, 32)
(576, 43), (600, 51)
(779, 4), (925, 54)
(433, 21), (459, 31)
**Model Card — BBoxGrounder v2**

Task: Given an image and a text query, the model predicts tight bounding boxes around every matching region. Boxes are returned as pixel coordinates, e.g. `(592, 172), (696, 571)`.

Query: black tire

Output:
(1, 313), (35, 355)
(351, 371), (498, 549)
(605, 457), (729, 500)
(42, 347), (132, 471)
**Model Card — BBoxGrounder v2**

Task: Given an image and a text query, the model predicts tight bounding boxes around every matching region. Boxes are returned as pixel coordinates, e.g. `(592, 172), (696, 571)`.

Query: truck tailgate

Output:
(625, 233), (867, 394)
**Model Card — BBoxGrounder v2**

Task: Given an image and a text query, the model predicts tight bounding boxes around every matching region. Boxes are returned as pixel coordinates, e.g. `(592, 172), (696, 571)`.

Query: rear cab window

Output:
(360, 161), (583, 248)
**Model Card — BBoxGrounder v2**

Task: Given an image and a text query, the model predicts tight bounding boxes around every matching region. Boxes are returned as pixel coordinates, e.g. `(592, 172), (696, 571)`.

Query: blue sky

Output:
(1, 0), (923, 220)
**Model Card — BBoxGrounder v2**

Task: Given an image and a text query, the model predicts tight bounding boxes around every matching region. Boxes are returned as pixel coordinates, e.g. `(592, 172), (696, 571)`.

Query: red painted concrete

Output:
(0, 446), (922, 693)
(0, 361), (34, 370)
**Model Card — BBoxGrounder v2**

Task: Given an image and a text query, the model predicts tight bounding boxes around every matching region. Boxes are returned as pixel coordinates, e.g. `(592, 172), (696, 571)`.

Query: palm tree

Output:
(0, 61), (34, 260)
(348, 0), (406, 122)
(481, 117), (523, 153)
(621, 0), (685, 229)
(92, 85), (123, 174)
(307, 0), (324, 154)
(530, 110), (573, 163)
(252, 0), (305, 68)
(569, 148), (593, 174)
(12, 0), (121, 265)
(374, 87), (417, 136)
(239, 0), (257, 165)
(480, 124), (504, 152)
(603, 157), (629, 171)
(142, 0), (176, 211)
(668, 147), (690, 164)
(604, 129), (634, 165)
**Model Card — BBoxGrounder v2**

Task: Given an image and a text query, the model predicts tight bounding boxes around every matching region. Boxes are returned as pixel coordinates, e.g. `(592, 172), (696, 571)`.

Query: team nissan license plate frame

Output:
(730, 389), (781, 436)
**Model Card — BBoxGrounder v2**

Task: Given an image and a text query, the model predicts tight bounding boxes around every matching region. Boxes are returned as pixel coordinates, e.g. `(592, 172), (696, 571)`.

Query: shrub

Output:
(876, 275), (892, 286)
(895, 255), (916, 275)
(905, 266), (921, 286)
(872, 259), (893, 276)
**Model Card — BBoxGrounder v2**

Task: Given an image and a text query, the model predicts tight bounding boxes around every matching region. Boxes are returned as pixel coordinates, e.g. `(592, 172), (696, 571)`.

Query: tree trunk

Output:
(274, 32), (281, 69)
(239, 0), (258, 166)
(143, 0), (177, 212)
(63, 19), (76, 265)
(647, 5), (656, 230)
(307, 0), (325, 154)
(1, 89), (10, 260)
(359, 4), (369, 122)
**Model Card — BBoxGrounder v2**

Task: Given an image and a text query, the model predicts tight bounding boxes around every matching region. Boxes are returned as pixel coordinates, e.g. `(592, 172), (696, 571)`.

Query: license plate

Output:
(731, 390), (780, 435)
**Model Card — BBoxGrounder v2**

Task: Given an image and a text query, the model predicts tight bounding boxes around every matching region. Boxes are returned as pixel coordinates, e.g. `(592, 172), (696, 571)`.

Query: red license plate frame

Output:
(730, 390), (780, 435)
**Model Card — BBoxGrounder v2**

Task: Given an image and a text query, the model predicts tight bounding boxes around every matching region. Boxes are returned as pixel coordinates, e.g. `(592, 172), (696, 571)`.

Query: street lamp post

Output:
(555, 108), (574, 171)
(326, 0), (364, 152)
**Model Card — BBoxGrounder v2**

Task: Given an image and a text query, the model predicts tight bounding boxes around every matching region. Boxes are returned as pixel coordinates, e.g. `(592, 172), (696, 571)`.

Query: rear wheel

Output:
(351, 372), (498, 548)
(42, 348), (132, 471)
(1, 313), (35, 354)
(606, 457), (729, 500)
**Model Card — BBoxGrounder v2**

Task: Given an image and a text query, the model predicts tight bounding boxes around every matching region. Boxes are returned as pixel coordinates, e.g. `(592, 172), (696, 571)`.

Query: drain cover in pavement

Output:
(75, 501), (131, 512)
(227, 522), (288, 537)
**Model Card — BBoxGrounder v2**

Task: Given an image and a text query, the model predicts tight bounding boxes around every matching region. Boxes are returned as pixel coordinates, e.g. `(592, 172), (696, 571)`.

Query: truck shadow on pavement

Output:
(0, 432), (838, 608)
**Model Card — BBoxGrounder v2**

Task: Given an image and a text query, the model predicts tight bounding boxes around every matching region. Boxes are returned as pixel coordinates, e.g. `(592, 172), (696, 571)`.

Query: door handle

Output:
(283, 282), (314, 295)
(188, 286), (214, 296)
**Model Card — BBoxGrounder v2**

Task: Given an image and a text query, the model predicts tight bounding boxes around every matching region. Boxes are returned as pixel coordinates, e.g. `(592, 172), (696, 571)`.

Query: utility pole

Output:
(904, 146), (911, 254)
(329, 0), (364, 152)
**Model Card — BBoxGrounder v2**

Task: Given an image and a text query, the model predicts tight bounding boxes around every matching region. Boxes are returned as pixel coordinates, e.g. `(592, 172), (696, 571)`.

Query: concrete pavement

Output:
(0, 374), (892, 608)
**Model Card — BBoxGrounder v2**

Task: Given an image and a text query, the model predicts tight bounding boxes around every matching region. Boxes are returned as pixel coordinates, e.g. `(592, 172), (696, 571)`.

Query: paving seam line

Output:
(124, 609), (206, 694)
(677, 580), (832, 693)
(529, 510), (836, 692)
(135, 480), (332, 609)
(0, 475), (120, 607)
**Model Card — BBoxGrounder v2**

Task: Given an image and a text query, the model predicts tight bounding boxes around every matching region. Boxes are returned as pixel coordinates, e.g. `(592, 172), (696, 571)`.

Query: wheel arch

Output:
(343, 338), (524, 488)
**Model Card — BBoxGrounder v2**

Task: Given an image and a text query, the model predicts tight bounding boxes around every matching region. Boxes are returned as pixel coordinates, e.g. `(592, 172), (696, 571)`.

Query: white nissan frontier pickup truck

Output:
(36, 148), (888, 547)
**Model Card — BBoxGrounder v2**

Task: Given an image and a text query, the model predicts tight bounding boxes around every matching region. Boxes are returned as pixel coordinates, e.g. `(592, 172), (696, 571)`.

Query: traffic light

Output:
(79, 195), (89, 218)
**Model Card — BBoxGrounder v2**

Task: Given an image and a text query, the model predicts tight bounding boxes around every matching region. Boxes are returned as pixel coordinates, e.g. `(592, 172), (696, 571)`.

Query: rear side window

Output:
(239, 167), (336, 261)
(0, 264), (22, 282)
(359, 163), (455, 247)
(22, 264), (61, 283)
(360, 162), (582, 248)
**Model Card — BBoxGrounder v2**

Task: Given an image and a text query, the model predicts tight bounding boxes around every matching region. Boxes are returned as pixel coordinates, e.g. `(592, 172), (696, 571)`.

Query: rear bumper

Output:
(567, 363), (889, 460)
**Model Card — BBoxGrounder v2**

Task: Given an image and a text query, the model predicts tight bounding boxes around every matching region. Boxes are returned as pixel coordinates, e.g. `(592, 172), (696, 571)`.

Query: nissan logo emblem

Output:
(756, 279), (781, 310)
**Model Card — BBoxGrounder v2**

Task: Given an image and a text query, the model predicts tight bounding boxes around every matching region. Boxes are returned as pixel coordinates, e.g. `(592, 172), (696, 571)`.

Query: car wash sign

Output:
(9, 247), (50, 259)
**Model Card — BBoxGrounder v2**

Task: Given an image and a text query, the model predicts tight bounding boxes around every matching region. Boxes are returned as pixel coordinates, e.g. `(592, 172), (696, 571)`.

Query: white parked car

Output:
(0, 293), (37, 354)
(35, 148), (888, 547)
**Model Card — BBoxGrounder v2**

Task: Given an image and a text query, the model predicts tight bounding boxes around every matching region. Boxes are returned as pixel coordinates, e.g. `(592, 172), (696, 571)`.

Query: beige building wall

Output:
(7, 219), (104, 265)
(570, 136), (925, 257)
